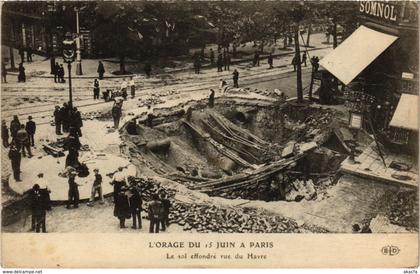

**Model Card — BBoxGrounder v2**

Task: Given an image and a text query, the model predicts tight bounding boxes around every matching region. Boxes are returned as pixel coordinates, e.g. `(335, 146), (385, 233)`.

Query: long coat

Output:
(114, 191), (131, 219)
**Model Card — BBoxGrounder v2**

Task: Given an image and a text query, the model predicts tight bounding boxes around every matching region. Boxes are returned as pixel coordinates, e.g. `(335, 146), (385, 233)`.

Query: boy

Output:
(87, 168), (104, 206)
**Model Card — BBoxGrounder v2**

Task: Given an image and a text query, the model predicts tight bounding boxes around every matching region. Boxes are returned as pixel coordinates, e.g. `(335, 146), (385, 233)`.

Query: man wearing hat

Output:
(128, 182), (142, 229)
(67, 171), (80, 209)
(25, 116), (36, 147)
(29, 184), (48, 233)
(114, 186), (130, 229)
(148, 194), (163, 233)
(87, 168), (104, 206)
(111, 166), (128, 203)
(53, 106), (63, 135)
(34, 173), (51, 210)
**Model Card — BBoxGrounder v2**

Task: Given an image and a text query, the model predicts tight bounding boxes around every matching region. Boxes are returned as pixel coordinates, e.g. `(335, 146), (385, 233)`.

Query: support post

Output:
(68, 62), (73, 108)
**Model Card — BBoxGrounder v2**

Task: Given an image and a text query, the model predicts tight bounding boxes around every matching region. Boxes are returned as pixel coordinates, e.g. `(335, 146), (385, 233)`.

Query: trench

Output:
(121, 98), (347, 204)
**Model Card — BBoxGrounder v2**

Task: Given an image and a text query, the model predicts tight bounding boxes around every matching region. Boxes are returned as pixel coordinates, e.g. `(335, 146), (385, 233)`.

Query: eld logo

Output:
(381, 245), (400, 256)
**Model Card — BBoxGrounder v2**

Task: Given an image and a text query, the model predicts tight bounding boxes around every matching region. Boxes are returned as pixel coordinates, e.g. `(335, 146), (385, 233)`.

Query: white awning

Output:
(320, 25), (398, 85)
(389, 94), (419, 131)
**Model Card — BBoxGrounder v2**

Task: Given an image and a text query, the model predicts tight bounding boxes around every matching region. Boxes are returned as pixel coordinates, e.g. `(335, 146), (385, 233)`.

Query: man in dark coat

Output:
(59, 64), (65, 83)
(66, 172), (80, 209)
(292, 54), (299, 72)
(25, 116), (36, 147)
(2, 120), (9, 148)
(97, 61), (105, 80)
(70, 107), (83, 137)
(16, 124), (32, 157)
(144, 62), (151, 78)
(29, 184), (49, 233)
(112, 104), (122, 129)
(61, 103), (70, 133)
(2, 61), (7, 83)
(193, 54), (201, 74)
(54, 106), (62, 135)
(63, 130), (81, 168)
(10, 115), (21, 140)
(148, 194), (163, 233)
(54, 62), (60, 83)
(93, 79), (100, 100)
(160, 193), (171, 232)
(209, 48), (215, 65)
(208, 89), (215, 108)
(268, 53), (274, 69)
(253, 51), (260, 66)
(129, 184), (142, 229)
(114, 187), (130, 228)
(8, 144), (21, 181)
(27, 46), (33, 62)
(232, 69), (239, 88)
(18, 63), (26, 82)
(18, 47), (25, 63)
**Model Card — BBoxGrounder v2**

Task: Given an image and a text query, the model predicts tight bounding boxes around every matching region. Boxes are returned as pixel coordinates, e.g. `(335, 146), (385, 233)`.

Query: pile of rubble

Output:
(129, 176), (301, 233)
(137, 97), (166, 108)
(388, 190), (418, 230)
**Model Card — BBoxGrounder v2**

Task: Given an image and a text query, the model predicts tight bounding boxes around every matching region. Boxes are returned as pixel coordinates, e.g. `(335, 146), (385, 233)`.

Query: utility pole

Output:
(75, 7), (83, 75)
(294, 26), (303, 103)
(68, 62), (73, 108)
(63, 32), (76, 108)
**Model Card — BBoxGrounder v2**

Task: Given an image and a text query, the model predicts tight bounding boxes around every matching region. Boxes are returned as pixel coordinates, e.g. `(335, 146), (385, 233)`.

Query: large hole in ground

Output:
(121, 98), (347, 202)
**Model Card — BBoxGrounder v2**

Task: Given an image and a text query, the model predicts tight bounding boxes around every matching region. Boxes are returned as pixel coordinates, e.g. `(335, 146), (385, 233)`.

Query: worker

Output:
(146, 105), (154, 128)
(111, 102), (122, 129)
(129, 77), (136, 99)
(148, 194), (163, 233)
(208, 89), (215, 108)
(29, 184), (48, 233)
(8, 144), (21, 181)
(16, 124), (32, 158)
(34, 173), (51, 210)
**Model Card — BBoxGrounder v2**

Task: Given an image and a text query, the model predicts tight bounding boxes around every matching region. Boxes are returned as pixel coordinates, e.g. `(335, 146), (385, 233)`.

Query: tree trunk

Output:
(294, 28), (303, 103)
(333, 22), (338, 49)
(283, 35), (288, 49)
(306, 23), (312, 46)
(120, 56), (126, 74)
(9, 47), (15, 70)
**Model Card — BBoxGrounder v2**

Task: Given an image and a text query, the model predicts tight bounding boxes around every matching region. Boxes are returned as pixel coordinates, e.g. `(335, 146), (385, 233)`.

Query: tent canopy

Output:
(389, 94), (419, 131)
(320, 25), (398, 85)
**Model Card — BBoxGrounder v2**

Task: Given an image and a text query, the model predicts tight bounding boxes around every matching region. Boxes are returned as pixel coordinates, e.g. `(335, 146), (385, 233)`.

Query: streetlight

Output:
(62, 32), (76, 108)
(74, 7), (83, 75)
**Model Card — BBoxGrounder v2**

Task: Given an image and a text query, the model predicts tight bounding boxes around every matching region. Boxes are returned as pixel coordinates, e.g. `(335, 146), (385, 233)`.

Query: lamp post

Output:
(63, 32), (76, 108)
(75, 7), (83, 75)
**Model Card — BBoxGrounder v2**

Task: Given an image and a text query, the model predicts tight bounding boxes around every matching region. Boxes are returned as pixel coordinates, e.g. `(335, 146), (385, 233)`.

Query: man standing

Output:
(25, 116), (36, 147)
(291, 54), (298, 72)
(208, 89), (215, 108)
(59, 64), (65, 83)
(27, 46), (33, 62)
(129, 77), (136, 99)
(160, 193), (171, 232)
(16, 124), (32, 158)
(66, 172), (80, 209)
(148, 194), (163, 233)
(10, 115), (21, 140)
(114, 187), (130, 229)
(112, 103), (122, 129)
(61, 103), (70, 133)
(144, 62), (151, 78)
(194, 55), (201, 74)
(254, 51), (260, 66)
(120, 78), (128, 96)
(70, 107), (83, 137)
(217, 53), (223, 72)
(301, 52), (307, 67)
(129, 183), (142, 229)
(111, 166), (128, 203)
(268, 53), (274, 69)
(87, 168), (104, 206)
(232, 69), (239, 88)
(2, 120), (9, 148)
(97, 61), (105, 80)
(54, 106), (62, 135)
(29, 184), (48, 233)
(146, 105), (154, 128)
(209, 48), (214, 65)
(8, 144), (21, 181)
(93, 79), (100, 100)
(63, 130), (81, 168)
(34, 173), (51, 210)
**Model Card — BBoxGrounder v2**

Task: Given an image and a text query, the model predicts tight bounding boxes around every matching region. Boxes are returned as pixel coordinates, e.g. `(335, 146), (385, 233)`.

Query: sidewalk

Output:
(2, 33), (330, 80)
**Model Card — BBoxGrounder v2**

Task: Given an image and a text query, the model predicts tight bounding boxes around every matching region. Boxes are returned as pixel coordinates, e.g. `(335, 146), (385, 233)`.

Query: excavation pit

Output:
(121, 98), (346, 203)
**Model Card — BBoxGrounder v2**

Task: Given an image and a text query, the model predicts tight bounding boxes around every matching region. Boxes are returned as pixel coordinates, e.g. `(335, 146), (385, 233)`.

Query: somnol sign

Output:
(359, 1), (398, 22)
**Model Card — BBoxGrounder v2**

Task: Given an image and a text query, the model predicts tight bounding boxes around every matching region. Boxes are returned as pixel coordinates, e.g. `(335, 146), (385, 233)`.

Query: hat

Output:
(118, 166), (124, 171)
(93, 168), (99, 172)
(37, 173), (44, 177)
